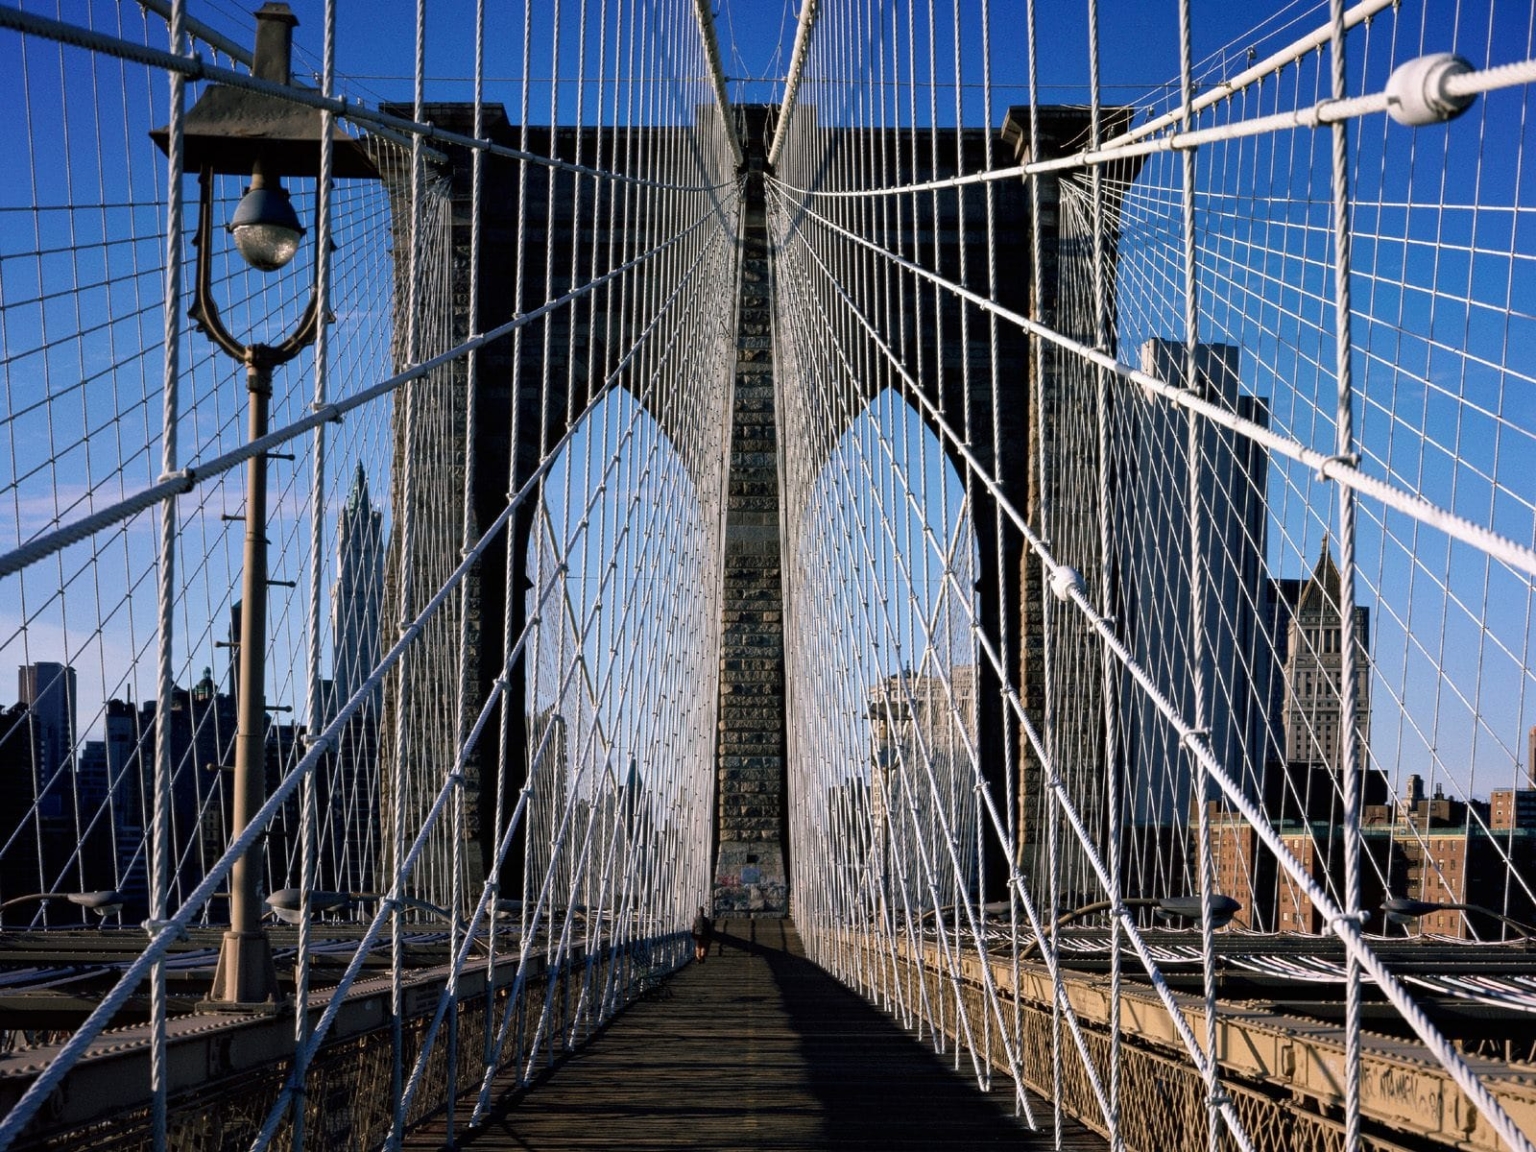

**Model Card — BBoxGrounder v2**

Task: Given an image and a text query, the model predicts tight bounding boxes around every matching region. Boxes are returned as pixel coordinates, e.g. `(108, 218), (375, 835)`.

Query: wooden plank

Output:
(405, 919), (1103, 1149)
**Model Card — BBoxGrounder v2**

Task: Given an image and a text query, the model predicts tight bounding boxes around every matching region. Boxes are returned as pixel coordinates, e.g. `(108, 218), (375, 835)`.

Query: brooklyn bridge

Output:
(1, 0), (1535, 1148)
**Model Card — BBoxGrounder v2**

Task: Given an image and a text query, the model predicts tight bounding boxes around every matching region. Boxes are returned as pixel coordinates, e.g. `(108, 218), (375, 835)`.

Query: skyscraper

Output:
(867, 668), (980, 905)
(1116, 341), (1272, 828)
(321, 462), (385, 895)
(102, 672), (237, 919)
(1271, 546), (1370, 780)
(18, 662), (77, 788)
(333, 462), (385, 712)
(1258, 546), (1378, 824)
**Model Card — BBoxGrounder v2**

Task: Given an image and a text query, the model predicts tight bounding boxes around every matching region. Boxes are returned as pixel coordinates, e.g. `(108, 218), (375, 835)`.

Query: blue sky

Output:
(2, 0), (1534, 812)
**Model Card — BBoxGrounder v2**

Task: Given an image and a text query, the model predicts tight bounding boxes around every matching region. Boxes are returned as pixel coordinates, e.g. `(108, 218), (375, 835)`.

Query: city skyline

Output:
(0, 469), (390, 917)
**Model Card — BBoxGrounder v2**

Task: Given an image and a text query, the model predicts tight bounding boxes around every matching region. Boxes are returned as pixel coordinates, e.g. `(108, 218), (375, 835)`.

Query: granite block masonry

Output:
(713, 111), (788, 917)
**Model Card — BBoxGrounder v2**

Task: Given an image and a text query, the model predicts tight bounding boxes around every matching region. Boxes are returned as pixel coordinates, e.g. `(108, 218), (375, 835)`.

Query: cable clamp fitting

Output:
(158, 467), (197, 493)
(1386, 53), (1476, 126)
(1178, 728), (1211, 750)
(141, 918), (189, 942)
(1328, 909), (1371, 931)
(1316, 451), (1360, 482)
(1049, 566), (1084, 602)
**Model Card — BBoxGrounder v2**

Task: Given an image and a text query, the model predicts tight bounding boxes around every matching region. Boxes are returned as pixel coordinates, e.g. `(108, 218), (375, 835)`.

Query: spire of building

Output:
(333, 460), (385, 710)
(345, 461), (370, 516)
(1298, 544), (1342, 611)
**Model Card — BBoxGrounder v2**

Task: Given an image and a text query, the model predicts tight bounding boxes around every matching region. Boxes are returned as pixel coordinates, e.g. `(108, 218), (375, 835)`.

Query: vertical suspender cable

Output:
(1084, 0), (1123, 1146)
(1174, 0), (1224, 1145)
(293, 4), (339, 1147)
(387, 2), (429, 1145)
(446, 1), (487, 1141)
(1021, 0), (1064, 1140)
(151, 4), (189, 1149)
(1327, 0), (1365, 1146)
(488, 0), (537, 1089)
(972, 0), (1024, 1111)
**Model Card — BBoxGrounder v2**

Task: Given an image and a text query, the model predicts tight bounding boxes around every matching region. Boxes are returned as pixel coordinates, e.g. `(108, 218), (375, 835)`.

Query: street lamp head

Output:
(0, 889), (125, 918)
(66, 890), (124, 917)
(1157, 894), (1242, 929)
(148, 3), (378, 185)
(229, 179), (304, 272)
(1382, 896), (1444, 922)
(265, 887), (351, 923)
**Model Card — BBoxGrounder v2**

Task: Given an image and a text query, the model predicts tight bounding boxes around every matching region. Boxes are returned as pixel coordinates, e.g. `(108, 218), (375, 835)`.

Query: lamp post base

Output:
(199, 929), (286, 1014)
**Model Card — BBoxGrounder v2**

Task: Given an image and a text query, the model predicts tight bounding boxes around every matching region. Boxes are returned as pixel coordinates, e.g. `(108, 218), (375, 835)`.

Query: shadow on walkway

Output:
(407, 918), (1101, 1150)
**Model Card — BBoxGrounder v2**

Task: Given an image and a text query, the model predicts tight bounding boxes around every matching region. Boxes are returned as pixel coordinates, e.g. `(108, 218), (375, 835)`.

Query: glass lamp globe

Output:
(229, 183), (305, 272)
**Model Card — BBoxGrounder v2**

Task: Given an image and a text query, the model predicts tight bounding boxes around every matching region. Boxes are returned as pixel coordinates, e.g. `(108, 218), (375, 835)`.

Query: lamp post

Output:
(1017, 894), (1242, 959)
(151, 2), (376, 1011)
(1380, 896), (1536, 940)
(0, 890), (124, 926)
(264, 889), (503, 926)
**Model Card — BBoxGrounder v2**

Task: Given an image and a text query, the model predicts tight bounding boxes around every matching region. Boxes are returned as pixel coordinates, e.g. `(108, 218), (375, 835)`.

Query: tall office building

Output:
(103, 671), (237, 919)
(103, 698), (147, 913)
(868, 668), (979, 904)
(1116, 341), (1271, 829)
(18, 662), (77, 788)
(322, 463), (385, 895)
(333, 462), (385, 712)
(1218, 548), (1379, 930)
(1271, 546), (1370, 780)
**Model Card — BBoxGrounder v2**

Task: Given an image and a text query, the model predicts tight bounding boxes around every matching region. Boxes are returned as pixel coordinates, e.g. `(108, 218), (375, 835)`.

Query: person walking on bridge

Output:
(691, 905), (713, 964)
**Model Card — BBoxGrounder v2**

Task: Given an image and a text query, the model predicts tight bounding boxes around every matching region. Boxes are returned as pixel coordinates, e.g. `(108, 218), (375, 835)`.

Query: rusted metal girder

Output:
(870, 935), (1536, 1152)
(0, 935), (685, 1148)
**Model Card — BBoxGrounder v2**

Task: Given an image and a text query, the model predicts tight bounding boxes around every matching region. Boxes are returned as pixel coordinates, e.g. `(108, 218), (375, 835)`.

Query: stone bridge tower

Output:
(711, 106), (789, 916)
(395, 102), (1142, 921)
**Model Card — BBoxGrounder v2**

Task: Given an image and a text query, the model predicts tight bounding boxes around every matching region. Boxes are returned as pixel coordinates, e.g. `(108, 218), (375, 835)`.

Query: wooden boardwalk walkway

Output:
(407, 919), (1104, 1150)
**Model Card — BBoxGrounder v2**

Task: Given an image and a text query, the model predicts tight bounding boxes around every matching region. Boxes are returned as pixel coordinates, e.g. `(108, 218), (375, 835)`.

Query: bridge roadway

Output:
(405, 918), (1102, 1150)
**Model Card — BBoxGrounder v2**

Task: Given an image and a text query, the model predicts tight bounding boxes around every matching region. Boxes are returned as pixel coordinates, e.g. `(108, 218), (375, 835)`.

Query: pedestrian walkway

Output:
(409, 918), (1103, 1150)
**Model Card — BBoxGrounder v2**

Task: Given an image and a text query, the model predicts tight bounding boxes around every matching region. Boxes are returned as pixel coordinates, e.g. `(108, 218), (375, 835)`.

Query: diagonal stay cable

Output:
(0, 6), (736, 195)
(0, 218), (723, 1147)
(768, 181), (1536, 582)
(0, 210), (717, 582)
(771, 184), (1536, 1152)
